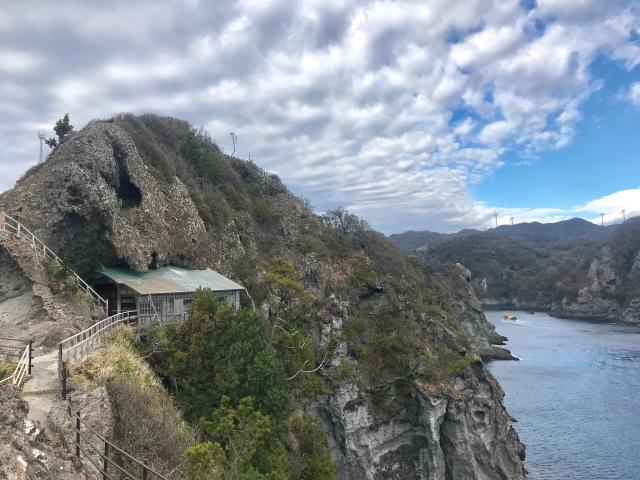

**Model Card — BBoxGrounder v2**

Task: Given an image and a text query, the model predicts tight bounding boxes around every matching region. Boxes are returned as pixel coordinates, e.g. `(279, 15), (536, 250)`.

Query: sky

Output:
(0, 0), (639, 234)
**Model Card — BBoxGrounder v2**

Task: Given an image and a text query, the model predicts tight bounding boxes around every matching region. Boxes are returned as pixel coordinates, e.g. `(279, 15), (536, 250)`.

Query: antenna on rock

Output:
(600, 213), (605, 226)
(37, 130), (46, 163)
(230, 132), (237, 156)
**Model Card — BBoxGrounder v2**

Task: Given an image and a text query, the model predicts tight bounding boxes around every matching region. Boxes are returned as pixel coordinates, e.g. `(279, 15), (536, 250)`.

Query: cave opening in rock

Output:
(149, 251), (159, 270)
(112, 142), (142, 210)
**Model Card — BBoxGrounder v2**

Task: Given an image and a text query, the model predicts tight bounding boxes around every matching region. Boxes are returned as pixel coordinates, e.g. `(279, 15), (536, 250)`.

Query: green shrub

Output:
(45, 259), (78, 294)
(349, 259), (378, 295)
(253, 199), (282, 227)
(197, 203), (214, 227)
(447, 356), (474, 377)
(158, 289), (291, 423)
(332, 361), (356, 381)
(187, 396), (289, 480)
(179, 130), (229, 185)
(273, 326), (330, 398)
(342, 317), (364, 342)
(287, 411), (336, 480)
(264, 257), (308, 306)
(421, 347), (473, 381)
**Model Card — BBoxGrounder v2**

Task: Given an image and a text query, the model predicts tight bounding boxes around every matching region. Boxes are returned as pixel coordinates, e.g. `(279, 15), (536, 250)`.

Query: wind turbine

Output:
(510, 216), (514, 226)
(621, 209), (626, 223)
(494, 211), (499, 228)
(600, 213), (605, 226)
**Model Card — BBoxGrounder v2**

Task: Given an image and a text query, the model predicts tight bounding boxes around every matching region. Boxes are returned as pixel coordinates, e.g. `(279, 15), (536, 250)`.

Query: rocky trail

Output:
(21, 350), (59, 425)
(0, 216), (102, 479)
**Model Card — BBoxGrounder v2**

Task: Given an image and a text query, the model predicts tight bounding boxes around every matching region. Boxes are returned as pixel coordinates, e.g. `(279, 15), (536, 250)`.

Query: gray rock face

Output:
(1, 122), (207, 275)
(0, 116), (528, 479)
(587, 251), (617, 293)
(622, 298), (640, 325)
(0, 386), (84, 480)
(450, 265), (515, 360)
(0, 231), (98, 347)
(551, 247), (627, 321)
(553, 287), (618, 320)
(314, 365), (526, 480)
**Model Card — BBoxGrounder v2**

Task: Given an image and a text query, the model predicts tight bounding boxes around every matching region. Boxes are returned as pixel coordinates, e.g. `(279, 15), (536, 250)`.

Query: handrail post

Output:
(75, 412), (81, 458)
(28, 340), (32, 375)
(58, 343), (62, 378)
(62, 366), (67, 400)
(103, 437), (110, 479)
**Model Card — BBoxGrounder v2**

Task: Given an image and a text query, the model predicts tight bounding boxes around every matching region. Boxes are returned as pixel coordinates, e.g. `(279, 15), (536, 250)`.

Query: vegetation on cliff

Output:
(0, 114), (528, 479)
(391, 218), (640, 320)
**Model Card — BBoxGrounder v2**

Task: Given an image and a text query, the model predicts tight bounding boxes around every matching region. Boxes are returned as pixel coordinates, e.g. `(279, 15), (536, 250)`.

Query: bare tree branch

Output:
(286, 349), (329, 381)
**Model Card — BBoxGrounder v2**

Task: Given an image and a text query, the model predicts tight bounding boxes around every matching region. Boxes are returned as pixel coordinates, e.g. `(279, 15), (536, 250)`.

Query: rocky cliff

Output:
(0, 114), (526, 479)
(550, 221), (640, 324)
(391, 219), (640, 325)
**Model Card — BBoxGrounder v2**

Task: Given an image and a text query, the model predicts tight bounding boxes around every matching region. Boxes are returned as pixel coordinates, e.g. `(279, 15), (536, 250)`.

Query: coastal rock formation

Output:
(391, 218), (640, 323)
(315, 365), (525, 480)
(449, 264), (515, 360)
(622, 299), (640, 325)
(551, 228), (640, 321)
(0, 115), (527, 479)
(1, 121), (206, 275)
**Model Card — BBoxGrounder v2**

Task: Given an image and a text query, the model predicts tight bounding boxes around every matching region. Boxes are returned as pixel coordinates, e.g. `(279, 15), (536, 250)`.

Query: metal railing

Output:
(0, 211), (108, 313)
(0, 337), (33, 387)
(0, 214), (167, 479)
(69, 407), (168, 480)
(57, 311), (168, 480)
(58, 311), (137, 399)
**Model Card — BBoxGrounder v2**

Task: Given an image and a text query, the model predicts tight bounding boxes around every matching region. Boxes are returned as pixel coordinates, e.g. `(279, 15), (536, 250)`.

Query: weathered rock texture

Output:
(0, 386), (86, 480)
(550, 225), (640, 323)
(0, 230), (99, 348)
(314, 365), (525, 480)
(391, 218), (640, 324)
(1, 121), (206, 275)
(0, 115), (527, 479)
(449, 263), (515, 360)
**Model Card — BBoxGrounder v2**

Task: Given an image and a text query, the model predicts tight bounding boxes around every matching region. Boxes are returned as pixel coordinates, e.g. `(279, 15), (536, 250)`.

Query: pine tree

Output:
(45, 113), (74, 149)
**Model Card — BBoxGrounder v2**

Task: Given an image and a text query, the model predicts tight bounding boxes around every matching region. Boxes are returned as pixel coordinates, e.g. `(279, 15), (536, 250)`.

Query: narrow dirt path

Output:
(21, 350), (59, 425)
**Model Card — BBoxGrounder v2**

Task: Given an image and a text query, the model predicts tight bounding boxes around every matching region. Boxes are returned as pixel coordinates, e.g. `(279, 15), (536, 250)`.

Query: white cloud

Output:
(577, 187), (640, 224)
(629, 83), (640, 106)
(479, 121), (511, 146)
(0, 49), (41, 74)
(0, 0), (639, 233)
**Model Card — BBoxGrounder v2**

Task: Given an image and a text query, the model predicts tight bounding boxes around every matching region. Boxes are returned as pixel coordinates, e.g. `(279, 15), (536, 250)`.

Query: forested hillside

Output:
(0, 114), (527, 479)
(391, 218), (640, 323)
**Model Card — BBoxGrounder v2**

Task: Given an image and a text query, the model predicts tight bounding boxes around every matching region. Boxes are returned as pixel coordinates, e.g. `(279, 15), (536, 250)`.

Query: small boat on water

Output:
(502, 314), (518, 321)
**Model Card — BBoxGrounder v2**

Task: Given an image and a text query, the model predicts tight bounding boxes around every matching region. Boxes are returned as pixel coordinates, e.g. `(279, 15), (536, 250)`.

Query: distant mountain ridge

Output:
(389, 217), (616, 252)
(390, 217), (640, 324)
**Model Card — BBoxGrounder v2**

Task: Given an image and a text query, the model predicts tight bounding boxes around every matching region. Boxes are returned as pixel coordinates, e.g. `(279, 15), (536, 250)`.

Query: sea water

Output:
(486, 311), (640, 480)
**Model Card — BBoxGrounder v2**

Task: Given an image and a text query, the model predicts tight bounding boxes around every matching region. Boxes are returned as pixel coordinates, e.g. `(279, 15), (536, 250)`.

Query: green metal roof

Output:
(99, 266), (245, 295)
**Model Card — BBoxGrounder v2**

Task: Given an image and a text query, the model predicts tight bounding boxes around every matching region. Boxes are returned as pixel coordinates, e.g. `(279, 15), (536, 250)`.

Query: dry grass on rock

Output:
(70, 325), (197, 479)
